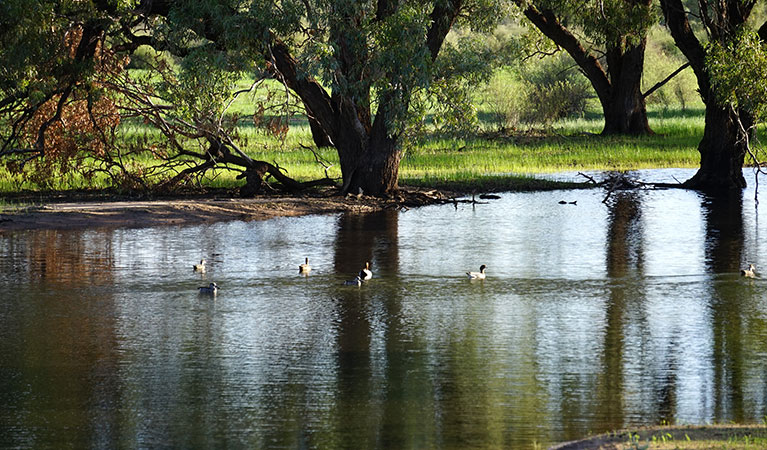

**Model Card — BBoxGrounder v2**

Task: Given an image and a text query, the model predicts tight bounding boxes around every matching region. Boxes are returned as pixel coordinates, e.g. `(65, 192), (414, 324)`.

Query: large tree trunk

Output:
(602, 41), (652, 135)
(683, 105), (750, 190)
(343, 122), (401, 196)
(660, 0), (756, 190)
(307, 113), (334, 148)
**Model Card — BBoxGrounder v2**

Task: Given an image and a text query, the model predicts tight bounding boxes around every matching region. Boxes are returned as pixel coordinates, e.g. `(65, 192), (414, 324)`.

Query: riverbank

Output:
(0, 186), (478, 232)
(552, 425), (767, 449)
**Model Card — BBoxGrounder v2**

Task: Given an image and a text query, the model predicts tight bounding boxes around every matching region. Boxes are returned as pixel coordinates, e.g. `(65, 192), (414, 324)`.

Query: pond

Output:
(2, 169), (767, 449)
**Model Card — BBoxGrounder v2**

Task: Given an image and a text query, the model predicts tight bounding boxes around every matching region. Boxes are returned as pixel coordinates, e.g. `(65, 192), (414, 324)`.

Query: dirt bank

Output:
(0, 188), (457, 232)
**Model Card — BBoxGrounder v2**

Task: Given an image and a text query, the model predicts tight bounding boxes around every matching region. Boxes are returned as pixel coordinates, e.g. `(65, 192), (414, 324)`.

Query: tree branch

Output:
(642, 62), (691, 99)
(518, 3), (612, 106)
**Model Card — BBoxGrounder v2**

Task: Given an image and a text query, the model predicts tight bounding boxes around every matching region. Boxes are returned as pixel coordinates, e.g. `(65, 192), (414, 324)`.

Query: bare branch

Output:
(642, 62), (691, 99)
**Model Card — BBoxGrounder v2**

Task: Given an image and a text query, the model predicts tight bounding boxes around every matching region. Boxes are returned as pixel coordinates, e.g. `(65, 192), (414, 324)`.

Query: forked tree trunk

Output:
(683, 106), (750, 190)
(521, 3), (653, 137)
(307, 114), (334, 148)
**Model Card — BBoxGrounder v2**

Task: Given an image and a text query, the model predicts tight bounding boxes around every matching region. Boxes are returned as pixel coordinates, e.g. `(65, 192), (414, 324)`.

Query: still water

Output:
(2, 169), (767, 449)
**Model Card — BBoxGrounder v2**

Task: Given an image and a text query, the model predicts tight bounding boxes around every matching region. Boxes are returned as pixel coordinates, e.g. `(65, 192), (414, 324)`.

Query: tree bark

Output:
(307, 113), (334, 148)
(683, 106), (750, 190)
(660, 0), (756, 190)
(344, 111), (402, 195)
(602, 40), (652, 135)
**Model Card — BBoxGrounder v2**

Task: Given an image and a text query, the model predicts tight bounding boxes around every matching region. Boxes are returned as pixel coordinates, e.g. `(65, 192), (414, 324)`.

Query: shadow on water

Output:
(5, 173), (767, 448)
(332, 210), (403, 447)
(594, 191), (647, 433)
(701, 191), (747, 423)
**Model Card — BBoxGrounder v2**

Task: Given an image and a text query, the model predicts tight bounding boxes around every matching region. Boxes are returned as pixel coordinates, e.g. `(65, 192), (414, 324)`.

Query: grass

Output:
(0, 99), (710, 195)
(562, 425), (767, 450)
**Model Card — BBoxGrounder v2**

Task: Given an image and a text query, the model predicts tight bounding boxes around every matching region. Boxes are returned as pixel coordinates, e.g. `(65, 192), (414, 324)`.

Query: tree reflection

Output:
(0, 229), (120, 448)
(8, 229), (116, 284)
(702, 192), (746, 422)
(332, 210), (406, 446)
(599, 192), (647, 428)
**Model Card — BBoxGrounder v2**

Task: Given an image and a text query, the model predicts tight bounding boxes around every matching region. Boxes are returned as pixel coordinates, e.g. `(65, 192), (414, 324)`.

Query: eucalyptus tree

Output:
(514, 0), (656, 135)
(0, 0), (505, 196)
(660, 0), (767, 189)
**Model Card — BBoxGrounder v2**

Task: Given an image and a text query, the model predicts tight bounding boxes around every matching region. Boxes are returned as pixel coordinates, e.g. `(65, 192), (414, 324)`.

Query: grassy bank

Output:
(0, 104), (706, 195)
(553, 425), (767, 449)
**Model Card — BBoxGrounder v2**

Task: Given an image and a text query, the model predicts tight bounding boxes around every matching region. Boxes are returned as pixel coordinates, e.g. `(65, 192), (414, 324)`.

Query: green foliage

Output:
(126, 45), (178, 70)
(425, 33), (502, 135)
(533, 0), (656, 47)
(481, 71), (524, 131)
(167, 49), (244, 122)
(643, 26), (700, 110)
(707, 27), (767, 122)
(518, 53), (591, 124)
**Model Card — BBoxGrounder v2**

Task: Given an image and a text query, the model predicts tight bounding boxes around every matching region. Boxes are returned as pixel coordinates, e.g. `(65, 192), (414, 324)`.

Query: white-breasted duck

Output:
(299, 257), (312, 274)
(741, 264), (757, 278)
(198, 282), (218, 294)
(193, 259), (206, 272)
(359, 262), (372, 281)
(466, 264), (487, 280)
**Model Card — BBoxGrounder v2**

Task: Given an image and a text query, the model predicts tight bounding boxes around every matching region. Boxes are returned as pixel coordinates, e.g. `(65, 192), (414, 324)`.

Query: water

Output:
(3, 169), (767, 448)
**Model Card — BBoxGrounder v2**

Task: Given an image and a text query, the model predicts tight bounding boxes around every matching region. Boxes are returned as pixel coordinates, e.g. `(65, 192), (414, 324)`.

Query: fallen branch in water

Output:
(577, 172), (685, 203)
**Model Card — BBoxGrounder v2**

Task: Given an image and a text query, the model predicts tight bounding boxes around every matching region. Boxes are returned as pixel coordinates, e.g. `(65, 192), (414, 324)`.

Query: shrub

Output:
(518, 53), (591, 124)
(481, 71), (524, 131)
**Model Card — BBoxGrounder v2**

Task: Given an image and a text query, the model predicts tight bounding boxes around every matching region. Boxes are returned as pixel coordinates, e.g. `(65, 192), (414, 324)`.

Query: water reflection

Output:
(702, 192), (748, 423)
(333, 211), (400, 447)
(598, 191), (646, 431)
(4, 173), (767, 448)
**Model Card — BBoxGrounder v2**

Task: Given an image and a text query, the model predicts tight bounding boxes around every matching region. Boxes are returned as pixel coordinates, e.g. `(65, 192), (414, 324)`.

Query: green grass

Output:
(567, 425), (767, 450)
(0, 102), (710, 195)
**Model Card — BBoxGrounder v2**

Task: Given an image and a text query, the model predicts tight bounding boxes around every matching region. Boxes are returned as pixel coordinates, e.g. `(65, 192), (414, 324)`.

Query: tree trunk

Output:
(521, 3), (653, 136)
(659, 0), (756, 190)
(602, 41), (652, 135)
(307, 112), (334, 148)
(337, 112), (401, 196)
(683, 105), (750, 190)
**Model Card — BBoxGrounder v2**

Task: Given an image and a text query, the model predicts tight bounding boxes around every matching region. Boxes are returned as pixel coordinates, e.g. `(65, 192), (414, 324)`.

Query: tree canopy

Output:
(0, 0), (506, 196)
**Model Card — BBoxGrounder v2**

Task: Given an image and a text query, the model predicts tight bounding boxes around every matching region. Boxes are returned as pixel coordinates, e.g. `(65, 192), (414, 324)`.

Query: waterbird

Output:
(299, 257), (312, 274)
(344, 276), (362, 287)
(479, 194), (501, 200)
(193, 259), (206, 272)
(359, 262), (372, 281)
(741, 264), (757, 278)
(466, 264), (487, 280)
(558, 200), (577, 205)
(198, 282), (218, 294)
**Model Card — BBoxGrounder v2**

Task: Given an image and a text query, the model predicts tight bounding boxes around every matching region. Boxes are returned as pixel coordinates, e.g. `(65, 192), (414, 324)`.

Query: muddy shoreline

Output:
(0, 188), (457, 232)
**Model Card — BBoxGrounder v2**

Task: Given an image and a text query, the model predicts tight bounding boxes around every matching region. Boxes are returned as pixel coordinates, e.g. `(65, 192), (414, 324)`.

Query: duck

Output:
(299, 257), (312, 274)
(343, 276), (362, 287)
(466, 264), (487, 280)
(193, 259), (206, 272)
(741, 264), (757, 278)
(359, 262), (372, 281)
(198, 282), (218, 294)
